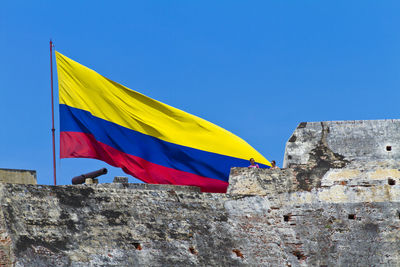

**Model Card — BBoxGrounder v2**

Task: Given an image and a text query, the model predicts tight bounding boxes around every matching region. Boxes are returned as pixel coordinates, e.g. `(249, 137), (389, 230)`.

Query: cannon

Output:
(71, 168), (108, 185)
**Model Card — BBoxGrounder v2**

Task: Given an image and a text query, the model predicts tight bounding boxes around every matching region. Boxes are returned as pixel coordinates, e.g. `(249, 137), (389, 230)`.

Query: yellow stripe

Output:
(55, 51), (270, 165)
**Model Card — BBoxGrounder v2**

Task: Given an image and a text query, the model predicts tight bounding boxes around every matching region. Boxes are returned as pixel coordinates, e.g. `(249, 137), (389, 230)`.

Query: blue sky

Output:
(1, 1), (399, 185)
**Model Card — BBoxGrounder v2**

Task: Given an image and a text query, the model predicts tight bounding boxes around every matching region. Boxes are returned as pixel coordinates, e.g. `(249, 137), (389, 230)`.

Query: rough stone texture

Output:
(0, 181), (398, 266)
(229, 160), (400, 201)
(284, 120), (400, 167)
(0, 169), (36, 185)
(227, 163), (400, 266)
(228, 167), (298, 195)
(113, 176), (129, 183)
(1, 119), (400, 266)
(2, 184), (234, 267)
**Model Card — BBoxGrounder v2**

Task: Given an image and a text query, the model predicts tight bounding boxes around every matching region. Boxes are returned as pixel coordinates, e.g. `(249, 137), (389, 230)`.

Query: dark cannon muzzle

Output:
(72, 168), (108, 185)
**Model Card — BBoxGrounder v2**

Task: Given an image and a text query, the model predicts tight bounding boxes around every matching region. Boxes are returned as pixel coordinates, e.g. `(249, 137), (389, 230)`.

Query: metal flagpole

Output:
(50, 40), (57, 185)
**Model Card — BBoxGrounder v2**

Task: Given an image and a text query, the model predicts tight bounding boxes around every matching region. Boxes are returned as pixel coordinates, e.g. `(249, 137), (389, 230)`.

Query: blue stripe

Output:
(60, 104), (269, 182)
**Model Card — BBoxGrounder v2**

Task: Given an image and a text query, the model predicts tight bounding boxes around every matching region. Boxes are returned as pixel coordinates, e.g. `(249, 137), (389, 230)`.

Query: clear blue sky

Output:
(1, 1), (399, 185)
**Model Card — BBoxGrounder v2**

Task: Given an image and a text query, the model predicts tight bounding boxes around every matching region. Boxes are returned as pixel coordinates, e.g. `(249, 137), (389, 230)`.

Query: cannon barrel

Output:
(72, 168), (108, 185)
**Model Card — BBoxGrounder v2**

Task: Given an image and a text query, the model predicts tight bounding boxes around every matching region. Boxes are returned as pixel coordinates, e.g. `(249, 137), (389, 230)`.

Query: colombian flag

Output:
(55, 52), (270, 192)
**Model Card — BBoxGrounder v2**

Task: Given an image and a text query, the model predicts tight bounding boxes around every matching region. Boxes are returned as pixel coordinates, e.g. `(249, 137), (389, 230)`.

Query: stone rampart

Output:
(0, 119), (399, 266)
(0, 180), (397, 266)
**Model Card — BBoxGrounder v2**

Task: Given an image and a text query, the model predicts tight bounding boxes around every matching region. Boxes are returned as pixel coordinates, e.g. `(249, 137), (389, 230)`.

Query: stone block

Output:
(0, 168), (36, 184)
(113, 176), (129, 183)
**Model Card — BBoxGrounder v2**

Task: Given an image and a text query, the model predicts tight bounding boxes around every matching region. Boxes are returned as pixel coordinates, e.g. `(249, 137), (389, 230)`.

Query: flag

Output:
(55, 51), (270, 192)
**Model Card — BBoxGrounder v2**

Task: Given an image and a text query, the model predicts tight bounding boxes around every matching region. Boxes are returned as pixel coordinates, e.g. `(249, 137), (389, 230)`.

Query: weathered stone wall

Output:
(1, 119), (399, 266)
(228, 167), (297, 195)
(284, 120), (400, 167)
(1, 184), (236, 266)
(228, 164), (400, 266)
(229, 161), (400, 202)
(227, 119), (400, 266)
(0, 178), (396, 266)
(0, 169), (36, 185)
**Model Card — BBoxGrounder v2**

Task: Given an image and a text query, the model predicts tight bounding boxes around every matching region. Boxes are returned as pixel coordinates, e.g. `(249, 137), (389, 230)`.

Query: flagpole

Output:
(50, 40), (57, 185)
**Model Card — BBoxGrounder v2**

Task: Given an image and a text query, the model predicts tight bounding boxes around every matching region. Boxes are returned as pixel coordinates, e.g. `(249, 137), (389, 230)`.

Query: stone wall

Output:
(0, 179), (398, 266)
(0, 169), (36, 185)
(229, 161), (400, 202)
(284, 120), (400, 168)
(1, 184), (235, 266)
(0, 119), (399, 266)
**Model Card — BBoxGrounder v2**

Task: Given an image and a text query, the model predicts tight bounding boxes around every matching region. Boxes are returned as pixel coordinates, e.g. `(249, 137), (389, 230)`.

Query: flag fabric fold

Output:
(56, 51), (270, 192)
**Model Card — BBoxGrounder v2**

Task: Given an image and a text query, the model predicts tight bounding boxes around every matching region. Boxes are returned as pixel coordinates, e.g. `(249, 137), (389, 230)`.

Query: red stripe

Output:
(61, 132), (229, 193)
